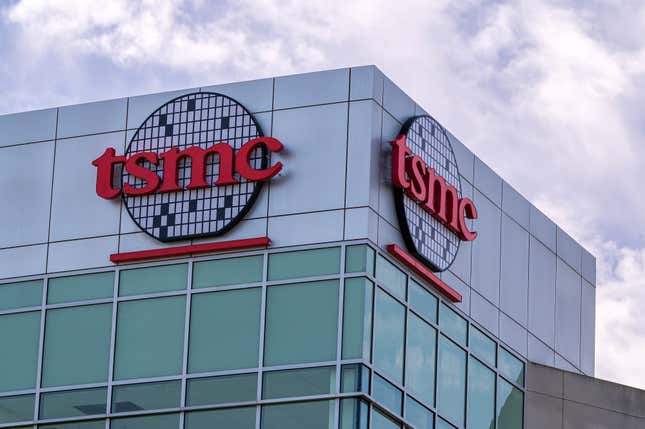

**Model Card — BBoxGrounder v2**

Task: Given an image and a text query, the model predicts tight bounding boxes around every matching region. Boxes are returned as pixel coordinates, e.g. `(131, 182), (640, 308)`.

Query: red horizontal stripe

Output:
(110, 237), (271, 263)
(386, 244), (462, 303)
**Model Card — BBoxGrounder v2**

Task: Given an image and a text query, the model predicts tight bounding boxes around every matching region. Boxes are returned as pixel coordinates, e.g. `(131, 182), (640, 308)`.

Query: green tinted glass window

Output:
(0, 279), (41, 311)
(268, 247), (340, 281)
(40, 420), (106, 428)
(262, 400), (334, 429)
(373, 289), (405, 383)
(39, 387), (106, 419)
(263, 366), (335, 399)
(340, 398), (369, 429)
(375, 255), (406, 299)
(111, 413), (179, 429)
(469, 327), (496, 367)
(406, 396), (434, 429)
(406, 313), (437, 407)
(186, 373), (257, 406)
(0, 311), (40, 392)
(111, 380), (180, 413)
(42, 303), (112, 387)
(439, 303), (467, 345)
(409, 280), (437, 324)
(437, 336), (466, 427)
(499, 347), (525, 386)
(193, 255), (263, 289)
(467, 358), (495, 429)
(341, 364), (370, 394)
(497, 378), (524, 429)
(345, 245), (375, 274)
(189, 288), (261, 372)
(47, 272), (113, 304)
(373, 373), (402, 415)
(185, 407), (255, 429)
(372, 409), (400, 429)
(342, 277), (373, 360)
(114, 296), (185, 380)
(264, 280), (339, 366)
(119, 263), (187, 296)
(0, 394), (34, 424)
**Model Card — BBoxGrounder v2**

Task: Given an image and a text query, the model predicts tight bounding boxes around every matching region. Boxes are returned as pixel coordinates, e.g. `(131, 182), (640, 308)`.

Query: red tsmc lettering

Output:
(92, 137), (284, 199)
(391, 134), (478, 241)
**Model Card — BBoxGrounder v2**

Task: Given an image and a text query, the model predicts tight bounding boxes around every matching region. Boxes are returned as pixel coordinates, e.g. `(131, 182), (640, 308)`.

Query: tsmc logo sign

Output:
(92, 92), (282, 242)
(390, 115), (477, 272)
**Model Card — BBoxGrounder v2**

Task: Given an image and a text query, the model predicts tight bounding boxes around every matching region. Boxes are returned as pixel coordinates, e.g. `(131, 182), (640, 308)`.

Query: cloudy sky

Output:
(1, 0), (644, 388)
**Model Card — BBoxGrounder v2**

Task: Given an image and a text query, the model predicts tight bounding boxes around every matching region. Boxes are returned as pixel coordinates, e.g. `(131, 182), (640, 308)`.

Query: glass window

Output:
(406, 313), (437, 407)
(439, 303), (467, 345)
(497, 378), (524, 429)
(436, 417), (456, 429)
(372, 409), (400, 429)
(263, 366), (335, 399)
(111, 380), (180, 413)
(375, 255), (406, 299)
(39, 387), (107, 419)
(40, 420), (106, 428)
(264, 280), (339, 366)
(189, 288), (261, 373)
(341, 364), (370, 394)
(0, 279), (42, 311)
(437, 336), (466, 427)
(373, 373), (402, 415)
(0, 311), (40, 392)
(114, 296), (185, 380)
(186, 373), (257, 406)
(409, 279), (437, 324)
(499, 347), (525, 386)
(342, 277), (373, 360)
(42, 303), (112, 387)
(47, 272), (113, 304)
(406, 396), (434, 429)
(345, 245), (375, 274)
(185, 407), (256, 429)
(111, 413), (179, 429)
(469, 327), (496, 367)
(262, 400), (334, 429)
(119, 263), (187, 296)
(373, 289), (405, 384)
(193, 255), (263, 289)
(268, 247), (340, 281)
(339, 398), (369, 429)
(467, 357), (495, 429)
(0, 394), (34, 424)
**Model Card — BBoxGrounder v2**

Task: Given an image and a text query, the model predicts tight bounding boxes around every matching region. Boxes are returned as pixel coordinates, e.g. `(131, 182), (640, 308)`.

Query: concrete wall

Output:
(526, 362), (645, 428)
(0, 65), (596, 374)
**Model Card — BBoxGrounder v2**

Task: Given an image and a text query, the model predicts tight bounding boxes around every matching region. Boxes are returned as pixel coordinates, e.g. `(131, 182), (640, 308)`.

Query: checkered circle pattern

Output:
(122, 92), (265, 242)
(401, 116), (462, 272)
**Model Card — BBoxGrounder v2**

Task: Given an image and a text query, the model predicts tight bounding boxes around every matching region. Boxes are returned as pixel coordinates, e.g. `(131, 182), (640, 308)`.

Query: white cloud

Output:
(3, 0), (645, 388)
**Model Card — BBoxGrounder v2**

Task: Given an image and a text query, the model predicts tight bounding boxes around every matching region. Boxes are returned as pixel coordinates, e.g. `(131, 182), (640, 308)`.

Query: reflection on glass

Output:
(409, 280), (438, 324)
(39, 387), (107, 420)
(469, 326), (496, 367)
(339, 398), (369, 429)
(439, 303), (467, 345)
(111, 413), (180, 429)
(341, 364), (370, 394)
(0, 279), (42, 311)
(372, 408), (400, 429)
(499, 347), (525, 386)
(373, 289), (405, 384)
(47, 272), (113, 304)
(373, 373), (403, 415)
(406, 313), (437, 407)
(342, 277), (373, 360)
(436, 417), (456, 429)
(467, 357), (495, 429)
(262, 400), (334, 429)
(119, 263), (187, 296)
(0, 311), (40, 392)
(193, 255), (263, 288)
(375, 255), (406, 299)
(0, 394), (34, 424)
(263, 366), (335, 399)
(497, 378), (524, 429)
(268, 247), (340, 281)
(437, 336), (466, 427)
(406, 396), (434, 429)
(345, 245), (375, 274)
(186, 373), (257, 406)
(111, 380), (180, 413)
(185, 407), (256, 429)
(39, 420), (105, 429)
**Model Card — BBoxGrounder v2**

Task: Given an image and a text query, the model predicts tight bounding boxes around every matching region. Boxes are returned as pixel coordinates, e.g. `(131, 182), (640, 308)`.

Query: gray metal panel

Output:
(382, 77), (415, 124)
(49, 132), (124, 241)
(346, 100), (381, 209)
(555, 259), (582, 368)
(201, 78), (274, 113)
(474, 157), (502, 206)
(127, 87), (198, 129)
(528, 333), (555, 367)
(449, 132), (474, 185)
(0, 141), (55, 247)
(344, 207), (378, 242)
(57, 98), (127, 138)
(528, 236), (557, 346)
(500, 214), (529, 325)
(581, 249), (596, 285)
(274, 68), (349, 109)
(470, 190), (501, 306)
(350, 65), (384, 103)
(502, 181), (530, 229)
(530, 205), (556, 252)
(555, 353), (578, 372)
(0, 108), (57, 147)
(377, 111), (402, 227)
(500, 312), (528, 356)
(557, 227), (582, 273)
(449, 240), (471, 286)
(267, 210), (344, 247)
(47, 235), (117, 273)
(0, 244), (47, 279)
(580, 280), (595, 375)
(269, 103), (348, 216)
(441, 269), (471, 315)
(470, 290), (499, 336)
